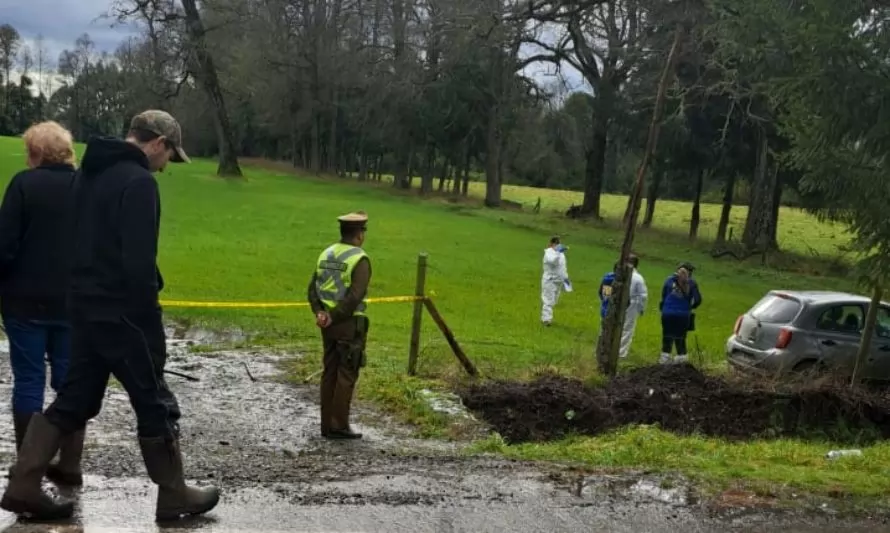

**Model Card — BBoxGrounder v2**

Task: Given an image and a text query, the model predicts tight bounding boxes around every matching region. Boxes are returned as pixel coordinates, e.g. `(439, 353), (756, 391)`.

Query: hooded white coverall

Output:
(620, 268), (648, 357)
(541, 247), (568, 324)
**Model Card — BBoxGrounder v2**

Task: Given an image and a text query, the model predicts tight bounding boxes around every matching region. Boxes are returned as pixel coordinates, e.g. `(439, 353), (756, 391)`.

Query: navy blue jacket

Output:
(0, 163), (76, 319)
(598, 272), (615, 318)
(659, 274), (702, 316)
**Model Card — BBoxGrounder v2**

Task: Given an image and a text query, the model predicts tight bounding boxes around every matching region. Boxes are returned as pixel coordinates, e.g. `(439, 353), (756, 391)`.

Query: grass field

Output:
(2, 137), (887, 504)
(364, 171), (855, 261)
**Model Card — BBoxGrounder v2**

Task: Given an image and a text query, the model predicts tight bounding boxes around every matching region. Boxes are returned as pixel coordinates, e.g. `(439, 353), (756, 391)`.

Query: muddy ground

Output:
(0, 328), (886, 532)
(461, 364), (890, 444)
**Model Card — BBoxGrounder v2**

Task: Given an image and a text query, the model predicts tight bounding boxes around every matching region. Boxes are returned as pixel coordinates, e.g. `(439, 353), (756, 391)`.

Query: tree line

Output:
(0, 0), (887, 262)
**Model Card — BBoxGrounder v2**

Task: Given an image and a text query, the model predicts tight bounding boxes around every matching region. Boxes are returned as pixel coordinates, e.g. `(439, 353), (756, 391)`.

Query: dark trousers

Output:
(44, 309), (181, 439)
(661, 314), (689, 355)
(3, 316), (72, 414)
(319, 333), (366, 432)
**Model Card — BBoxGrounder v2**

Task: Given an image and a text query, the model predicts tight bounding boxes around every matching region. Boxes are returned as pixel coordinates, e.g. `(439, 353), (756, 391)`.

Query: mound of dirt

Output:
(460, 364), (890, 444)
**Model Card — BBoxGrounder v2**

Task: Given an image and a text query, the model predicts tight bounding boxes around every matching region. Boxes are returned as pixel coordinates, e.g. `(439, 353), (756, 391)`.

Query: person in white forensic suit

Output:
(541, 236), (569, 326)
(620, 253), (648, 358)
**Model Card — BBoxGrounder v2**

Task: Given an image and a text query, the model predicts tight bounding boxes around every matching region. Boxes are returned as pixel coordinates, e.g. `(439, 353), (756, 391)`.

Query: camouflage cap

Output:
(129, 109), (189, 163)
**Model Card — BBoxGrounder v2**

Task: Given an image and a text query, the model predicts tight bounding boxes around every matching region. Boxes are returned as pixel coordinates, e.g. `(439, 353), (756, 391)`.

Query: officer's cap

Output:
(338, 211), (368, 229)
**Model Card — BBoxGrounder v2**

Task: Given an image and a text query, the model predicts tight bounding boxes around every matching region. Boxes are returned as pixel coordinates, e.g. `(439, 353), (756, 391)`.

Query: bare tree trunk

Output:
(327, 0), (342, 173)
(742, 127), (774, 251)
(604, 135), (618, 193)
(484, 109), (501, 207)
(327, 93), (338, 173)
(715, 173), (736, 245)
(180, 0), (242, 177)
(597, 28), (682, 377)
(461, 157), (470, 197)
(642, 168), (663, 228)
(357, 140), (369, 182)
(454, 141), (469, 195)
(769, 172), (783, 249)
(689, 168), (705, 240)
(420, 145), (435, 195)
(581, 113), (608, 218)
(310, 115), (321, 174)
(853, 283), (882, 385)
(437, 160), (449, 192)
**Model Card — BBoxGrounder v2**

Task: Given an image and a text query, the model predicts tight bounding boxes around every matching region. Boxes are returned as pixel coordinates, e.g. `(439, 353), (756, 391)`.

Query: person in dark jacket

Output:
(658, 262), (702, 364)
(0, 110), (219, 522)
(0, 121), (83, 485)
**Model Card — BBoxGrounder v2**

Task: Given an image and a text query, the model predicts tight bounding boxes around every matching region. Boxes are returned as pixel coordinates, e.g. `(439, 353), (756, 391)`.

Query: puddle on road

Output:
(0, 328), (454, 487)
(417, 389), (474, 419)
(627, 479), (689, 506)
(0, 474), (885, 533)
(580, 474), (692, 506)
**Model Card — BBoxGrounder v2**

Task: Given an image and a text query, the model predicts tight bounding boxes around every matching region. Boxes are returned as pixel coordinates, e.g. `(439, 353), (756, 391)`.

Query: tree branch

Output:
(567, 15), (601, 82)
(521, 36), (584, 73)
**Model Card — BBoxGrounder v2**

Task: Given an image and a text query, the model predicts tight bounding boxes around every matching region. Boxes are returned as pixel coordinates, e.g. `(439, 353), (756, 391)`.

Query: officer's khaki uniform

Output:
(307, 212), (371, 438)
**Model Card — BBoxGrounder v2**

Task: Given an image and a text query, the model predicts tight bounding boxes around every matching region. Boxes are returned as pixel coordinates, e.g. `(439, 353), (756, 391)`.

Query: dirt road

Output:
(0, 328), (885, 532)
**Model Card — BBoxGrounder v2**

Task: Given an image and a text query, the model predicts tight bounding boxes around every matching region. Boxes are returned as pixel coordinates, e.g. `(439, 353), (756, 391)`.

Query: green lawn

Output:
(2, 136), (886, 504)
(363, 170), (854, 261)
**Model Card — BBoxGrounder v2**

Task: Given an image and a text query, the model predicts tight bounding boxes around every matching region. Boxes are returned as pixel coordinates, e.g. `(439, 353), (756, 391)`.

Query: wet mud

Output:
(0, 330), (887, 531)
(461, 364), (890, 444)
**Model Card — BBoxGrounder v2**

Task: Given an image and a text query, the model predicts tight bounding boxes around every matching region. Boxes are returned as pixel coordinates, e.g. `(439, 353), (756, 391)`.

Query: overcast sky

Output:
(5, 0), (137, 64)
(5, 0), (586, 95)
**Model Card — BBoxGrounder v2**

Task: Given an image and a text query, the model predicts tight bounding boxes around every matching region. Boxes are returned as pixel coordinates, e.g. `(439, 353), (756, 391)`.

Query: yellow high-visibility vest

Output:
(314, 243), (369, 316)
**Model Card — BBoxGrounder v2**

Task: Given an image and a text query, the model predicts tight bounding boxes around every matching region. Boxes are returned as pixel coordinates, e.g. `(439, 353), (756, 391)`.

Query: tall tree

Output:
(180, 0), (242, 177)
(526, 0), (645, 218)
(0, 24), (21, 117)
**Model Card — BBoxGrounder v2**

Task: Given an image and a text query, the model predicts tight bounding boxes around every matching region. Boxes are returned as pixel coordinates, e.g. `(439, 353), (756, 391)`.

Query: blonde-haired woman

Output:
(0, 121), (83, 486)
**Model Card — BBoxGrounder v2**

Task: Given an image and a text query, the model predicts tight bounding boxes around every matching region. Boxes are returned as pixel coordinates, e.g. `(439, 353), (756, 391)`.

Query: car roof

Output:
(768, 290), (885, 306)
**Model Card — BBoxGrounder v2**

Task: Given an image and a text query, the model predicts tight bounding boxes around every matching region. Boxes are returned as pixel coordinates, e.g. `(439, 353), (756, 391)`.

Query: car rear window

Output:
(749, 294), (802, 323)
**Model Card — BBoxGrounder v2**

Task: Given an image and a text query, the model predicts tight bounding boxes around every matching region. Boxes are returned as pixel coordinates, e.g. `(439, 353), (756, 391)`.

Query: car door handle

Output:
(821, 340), (837, 346)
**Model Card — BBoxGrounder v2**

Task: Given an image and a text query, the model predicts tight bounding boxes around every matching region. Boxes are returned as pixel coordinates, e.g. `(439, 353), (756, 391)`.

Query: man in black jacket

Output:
(0, 110), (219, 522)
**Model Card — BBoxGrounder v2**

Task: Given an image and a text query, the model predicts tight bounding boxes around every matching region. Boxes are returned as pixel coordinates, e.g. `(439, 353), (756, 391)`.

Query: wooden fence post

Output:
(407, 253), (428, 375)
(423, 298), (478, 377)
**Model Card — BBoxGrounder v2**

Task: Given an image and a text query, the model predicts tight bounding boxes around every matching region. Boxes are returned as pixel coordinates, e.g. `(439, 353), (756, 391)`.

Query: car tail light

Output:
(733, 315), (744, 335)
(776, 328), (793, 349)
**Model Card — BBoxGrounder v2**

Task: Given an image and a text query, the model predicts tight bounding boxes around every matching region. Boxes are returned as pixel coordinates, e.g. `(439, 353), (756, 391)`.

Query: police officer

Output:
(308, 211), (372, 440)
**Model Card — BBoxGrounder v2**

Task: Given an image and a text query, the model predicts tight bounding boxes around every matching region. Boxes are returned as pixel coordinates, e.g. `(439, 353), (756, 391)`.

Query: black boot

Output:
(8, 412), (35, 479)
(326, 427), (363, 440)
(0, 414), (74, 520)
(46, 429), (85, 487)
(139, 437), (220, 522)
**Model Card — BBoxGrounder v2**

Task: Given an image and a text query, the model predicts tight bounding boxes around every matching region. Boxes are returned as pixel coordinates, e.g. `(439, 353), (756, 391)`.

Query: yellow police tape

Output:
(159, 295), (422, 308)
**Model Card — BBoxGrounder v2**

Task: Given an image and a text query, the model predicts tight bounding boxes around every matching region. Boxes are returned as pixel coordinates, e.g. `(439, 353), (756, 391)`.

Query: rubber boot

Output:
(8, 412), (35, 479)
(13, 412), (34, 451)
(139, 437), (220, 522)
(46, 429), (85, 487)
(0, 414), (74, 520)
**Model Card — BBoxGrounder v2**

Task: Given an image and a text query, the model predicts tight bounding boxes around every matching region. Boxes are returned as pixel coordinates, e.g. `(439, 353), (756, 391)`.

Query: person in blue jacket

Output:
(658, 262), (702, 364)
(598, 262), (620, 320)
(593, 262), (619, 355)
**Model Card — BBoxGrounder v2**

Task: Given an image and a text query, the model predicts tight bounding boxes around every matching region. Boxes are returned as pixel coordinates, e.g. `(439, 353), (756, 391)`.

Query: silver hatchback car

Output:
(726, 290), (890, 380)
